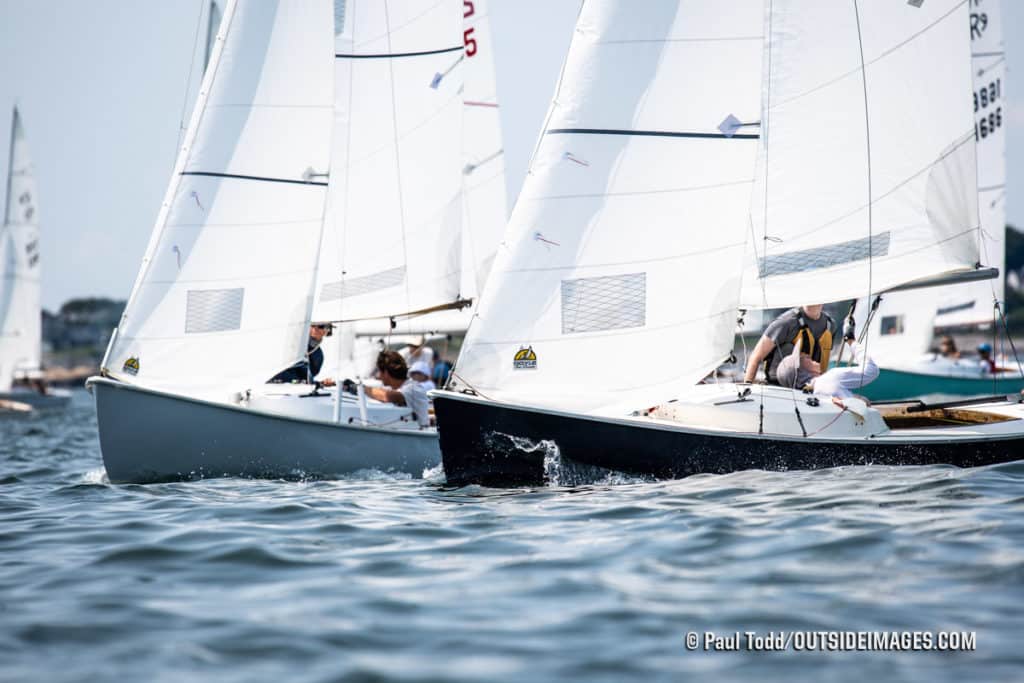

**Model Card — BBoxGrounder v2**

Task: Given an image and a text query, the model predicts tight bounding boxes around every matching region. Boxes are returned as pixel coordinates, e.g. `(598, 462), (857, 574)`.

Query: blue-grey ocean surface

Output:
(1, 390), (1023, 682)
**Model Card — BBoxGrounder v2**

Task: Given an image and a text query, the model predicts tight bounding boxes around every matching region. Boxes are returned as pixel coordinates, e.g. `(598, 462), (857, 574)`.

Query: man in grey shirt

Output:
(364, 351), (431, 428)
(742, 304), (836, 385)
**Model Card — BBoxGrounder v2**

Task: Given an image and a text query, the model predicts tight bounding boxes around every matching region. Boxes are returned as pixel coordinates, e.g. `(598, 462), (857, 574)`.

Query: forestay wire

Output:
(176, 1), (208, 153)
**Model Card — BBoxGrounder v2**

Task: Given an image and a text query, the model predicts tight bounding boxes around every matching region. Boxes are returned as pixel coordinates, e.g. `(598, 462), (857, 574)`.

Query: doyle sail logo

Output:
(122, 356), (140, 376)
(513, 346), (537, 371)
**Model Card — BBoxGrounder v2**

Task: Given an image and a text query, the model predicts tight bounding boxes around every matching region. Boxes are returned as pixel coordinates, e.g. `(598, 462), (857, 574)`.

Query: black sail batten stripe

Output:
(335, 45), (463, 59)
(181, 171), (328, 186)
(546, 128), (759, 140)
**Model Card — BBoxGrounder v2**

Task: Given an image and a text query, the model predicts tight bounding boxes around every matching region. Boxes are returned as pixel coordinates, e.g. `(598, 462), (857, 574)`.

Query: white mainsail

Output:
(449, 1), (766, 412)
(312, 0), (466, 331)
(104, 0), (335, 399)
(460, 0), (508, 298)
(739, 0), (979, 310)
(855, 1), (1005, 361)
(0, 107), (41, 392)
(342, 0), (509, 338)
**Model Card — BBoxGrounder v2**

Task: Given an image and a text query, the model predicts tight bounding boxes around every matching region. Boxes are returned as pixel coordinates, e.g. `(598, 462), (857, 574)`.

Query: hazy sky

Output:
(1, 1), (1022, 310)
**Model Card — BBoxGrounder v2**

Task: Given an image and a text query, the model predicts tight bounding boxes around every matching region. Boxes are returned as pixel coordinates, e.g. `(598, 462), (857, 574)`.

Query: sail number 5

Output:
(463, 1), (477, 57)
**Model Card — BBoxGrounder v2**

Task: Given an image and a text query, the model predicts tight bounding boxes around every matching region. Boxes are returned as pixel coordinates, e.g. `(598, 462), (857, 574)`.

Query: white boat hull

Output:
(88, 377), (439, 484)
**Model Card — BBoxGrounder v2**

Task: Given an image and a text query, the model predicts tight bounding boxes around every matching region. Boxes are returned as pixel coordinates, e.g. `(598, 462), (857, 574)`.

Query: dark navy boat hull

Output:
(433, 393), (1024, 487)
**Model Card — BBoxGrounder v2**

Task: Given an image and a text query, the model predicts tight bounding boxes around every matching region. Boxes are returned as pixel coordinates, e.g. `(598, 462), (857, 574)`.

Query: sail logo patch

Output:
(122, 357), (140, 376)
(513, 346), (537, 371)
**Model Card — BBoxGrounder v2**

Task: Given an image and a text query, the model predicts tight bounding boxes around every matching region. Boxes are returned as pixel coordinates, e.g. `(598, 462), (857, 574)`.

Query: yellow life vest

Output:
(794, 317), (833, 370)
(764, 311), (834, 381)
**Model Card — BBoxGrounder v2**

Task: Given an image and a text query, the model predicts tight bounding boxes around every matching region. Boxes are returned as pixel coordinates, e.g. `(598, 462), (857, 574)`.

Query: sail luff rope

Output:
(853, 0), (874, 391)
(176, 1), (208, 153)
(383, 0), (415, 341)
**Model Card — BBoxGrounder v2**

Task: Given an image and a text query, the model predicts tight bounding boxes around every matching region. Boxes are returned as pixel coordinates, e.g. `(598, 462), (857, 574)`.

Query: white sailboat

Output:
(432, 0), (1024, 486)
(851, 0), (1023, 400)
(0, 106), (70, 410)
(88, 0), (507, 483)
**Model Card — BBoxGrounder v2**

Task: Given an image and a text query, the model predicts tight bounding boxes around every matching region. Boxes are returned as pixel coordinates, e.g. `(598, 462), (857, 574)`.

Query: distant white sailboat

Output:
(432, 0), (1024, 486)
(88, 0), (507, 483)
(852, 0), (1023, 400)
(0, 106), (70, 410)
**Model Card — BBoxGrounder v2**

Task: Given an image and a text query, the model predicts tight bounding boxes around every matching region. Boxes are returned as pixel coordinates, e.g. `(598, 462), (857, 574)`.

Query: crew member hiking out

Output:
(743, 304), (836, 385)
(269, 323), (336, 386)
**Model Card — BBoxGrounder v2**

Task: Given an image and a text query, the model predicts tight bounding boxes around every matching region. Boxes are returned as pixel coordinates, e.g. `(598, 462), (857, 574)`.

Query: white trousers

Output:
(812, 342), (879, 398)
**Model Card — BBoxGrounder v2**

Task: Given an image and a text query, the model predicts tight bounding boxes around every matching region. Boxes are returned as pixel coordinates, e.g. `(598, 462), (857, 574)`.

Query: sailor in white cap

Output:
(409, 360), (436, 392)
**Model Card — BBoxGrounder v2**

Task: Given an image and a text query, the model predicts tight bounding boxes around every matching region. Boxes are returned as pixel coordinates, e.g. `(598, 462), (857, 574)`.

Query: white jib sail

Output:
(312, 0), (466, 333)
(934, 0), (1006, 327)
(0, 107), (42, 392)
(739, 0), (979, 311)
(104, 0), (335, 399)
(449, 0), (765, 413)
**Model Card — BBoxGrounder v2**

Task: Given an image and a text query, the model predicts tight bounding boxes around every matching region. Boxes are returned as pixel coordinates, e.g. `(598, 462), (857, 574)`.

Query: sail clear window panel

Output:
(185, 288), (245, 334)
(758, 231), (892, 278)
(319, 266), (407, 302)
(561, 273), (646, 335)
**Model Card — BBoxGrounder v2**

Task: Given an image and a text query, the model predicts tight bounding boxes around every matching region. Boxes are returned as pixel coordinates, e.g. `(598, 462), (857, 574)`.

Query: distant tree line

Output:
(43, 298), (124, 352)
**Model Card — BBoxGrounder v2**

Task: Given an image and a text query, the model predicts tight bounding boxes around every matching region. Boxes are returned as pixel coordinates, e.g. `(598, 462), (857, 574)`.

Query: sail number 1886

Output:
(974, 78), (1002, 140)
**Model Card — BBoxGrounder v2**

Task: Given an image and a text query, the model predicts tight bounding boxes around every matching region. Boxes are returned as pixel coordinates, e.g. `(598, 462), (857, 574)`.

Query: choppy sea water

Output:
(2, 390), (1023, 682)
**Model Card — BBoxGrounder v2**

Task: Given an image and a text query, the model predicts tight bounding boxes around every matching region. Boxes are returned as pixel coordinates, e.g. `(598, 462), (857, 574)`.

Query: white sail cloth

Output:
(460, 0), (508, 299)
(312, 0), (466, 329)
(0, 107), (41, 392)
(337, 0), (508, 339)
(857, 2), (1006, 364)
(934, 0), (1006, 327)
(450, 1), (765, 412)
(739, 0), (979, 310)
(858, 290), (939, 363)
(105, 0), (335, 399)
